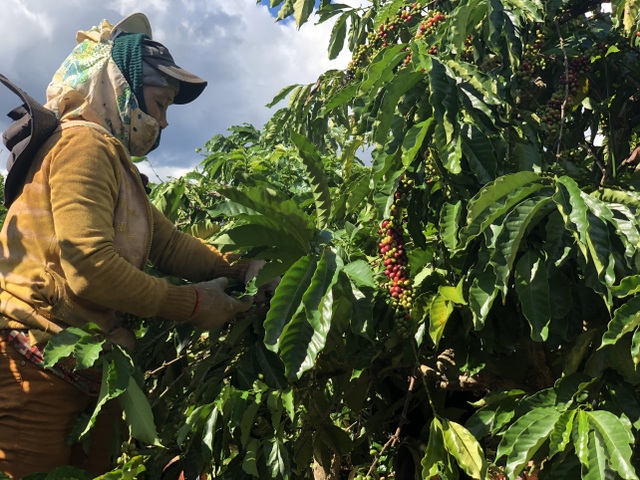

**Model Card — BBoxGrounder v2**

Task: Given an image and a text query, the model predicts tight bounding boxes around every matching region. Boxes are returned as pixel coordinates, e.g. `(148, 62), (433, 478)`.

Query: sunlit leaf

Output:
(290, 131), (332, 229)
(217, 185), (314, 251)
(502, 0), (545, 22)
(574, 409), (590, 468)
(202, 406), (219, 456)
(612, 275), (640, 298)
(42, 328), (83, 368)
(442, 418), (487, 479)
(421, 417), (456, 479)
(264, 434), (290, 479)
(276, 0), (295, 21)
(586, 410), (638, 479)
(440, 200), (462, 251)
(554, 176), (591, 262)
(602, 296), (640, 348)
(497, 407), (560, 478)
(582, 430), (611, 480)
(549, 409), (576, 458)
(266, 84), (300, 108)
(429, 293), (453, 347)
(458, 174), (547, 250)
(293, 0), (314, 26)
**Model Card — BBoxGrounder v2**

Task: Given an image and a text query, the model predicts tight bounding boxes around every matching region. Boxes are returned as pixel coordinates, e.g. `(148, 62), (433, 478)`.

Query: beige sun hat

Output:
(111, 12), (152, 38)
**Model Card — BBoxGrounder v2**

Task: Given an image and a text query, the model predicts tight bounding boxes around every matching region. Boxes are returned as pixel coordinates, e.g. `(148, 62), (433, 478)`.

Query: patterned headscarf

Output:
(44, 20), (159, 156)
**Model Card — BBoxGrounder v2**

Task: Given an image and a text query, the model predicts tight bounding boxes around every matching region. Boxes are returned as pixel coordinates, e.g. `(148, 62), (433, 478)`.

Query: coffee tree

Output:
(37, 0), (640, 479)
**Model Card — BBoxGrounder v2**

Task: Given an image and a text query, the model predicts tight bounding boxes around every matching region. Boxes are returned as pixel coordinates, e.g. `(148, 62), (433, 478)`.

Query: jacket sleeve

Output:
(149, 205), (248, 282)
(48, 126), (195, 321)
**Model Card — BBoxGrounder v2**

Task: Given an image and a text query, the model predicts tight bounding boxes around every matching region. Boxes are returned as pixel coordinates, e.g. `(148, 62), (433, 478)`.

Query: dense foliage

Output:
(20, 0), (640, 479)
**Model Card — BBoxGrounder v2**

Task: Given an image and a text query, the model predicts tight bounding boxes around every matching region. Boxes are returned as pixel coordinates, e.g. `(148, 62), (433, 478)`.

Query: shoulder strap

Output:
(0, 73), (59, 207)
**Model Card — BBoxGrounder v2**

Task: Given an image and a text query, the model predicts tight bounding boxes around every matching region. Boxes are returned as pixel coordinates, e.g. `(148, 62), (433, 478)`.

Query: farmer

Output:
(0, 13), (266, 477)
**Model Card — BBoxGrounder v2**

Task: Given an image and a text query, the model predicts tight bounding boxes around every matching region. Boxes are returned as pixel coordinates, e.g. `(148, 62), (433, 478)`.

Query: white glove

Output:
(188, 277), (253, 330)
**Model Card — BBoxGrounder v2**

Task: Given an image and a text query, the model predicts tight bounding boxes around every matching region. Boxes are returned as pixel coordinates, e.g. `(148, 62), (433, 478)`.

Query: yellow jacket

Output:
(0, 121), (245, 344)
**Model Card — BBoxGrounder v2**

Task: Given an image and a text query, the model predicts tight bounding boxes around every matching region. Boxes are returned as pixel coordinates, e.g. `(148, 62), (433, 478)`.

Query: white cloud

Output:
(0, 0), (352, 178)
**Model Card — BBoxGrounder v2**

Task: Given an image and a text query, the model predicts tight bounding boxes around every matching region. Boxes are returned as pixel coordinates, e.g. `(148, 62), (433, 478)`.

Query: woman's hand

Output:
(188, 277), (253, 330)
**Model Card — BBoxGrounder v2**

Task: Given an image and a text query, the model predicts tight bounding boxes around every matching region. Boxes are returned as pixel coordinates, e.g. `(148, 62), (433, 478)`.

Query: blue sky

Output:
(0, 0), (355, 180)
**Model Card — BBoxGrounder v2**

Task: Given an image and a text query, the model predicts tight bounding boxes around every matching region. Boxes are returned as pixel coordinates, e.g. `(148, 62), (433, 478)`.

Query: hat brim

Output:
(111, 13), (152, 39)
(154, 63), (207, 104)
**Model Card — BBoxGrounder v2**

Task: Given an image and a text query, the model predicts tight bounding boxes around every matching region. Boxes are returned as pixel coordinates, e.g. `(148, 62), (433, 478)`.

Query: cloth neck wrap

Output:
(111, 33), (148, 114)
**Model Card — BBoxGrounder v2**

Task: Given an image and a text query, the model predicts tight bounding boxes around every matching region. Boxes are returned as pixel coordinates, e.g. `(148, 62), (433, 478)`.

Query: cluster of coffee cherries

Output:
(462, 34), (474, 62)
(399, 3), (421, 20)
(415, 10), (446, 40)
(538, 54), (591, 137)
(352, 474), (373, 480)
(515, 30), (547, 88)
(376, 18), (401, 49)
(378, 176), (414, 338)
(414, 10), (446, 57)
(346, 3), (424, 80)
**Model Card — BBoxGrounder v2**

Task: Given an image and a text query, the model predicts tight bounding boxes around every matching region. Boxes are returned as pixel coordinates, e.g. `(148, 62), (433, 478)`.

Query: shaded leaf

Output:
(277, 249), (342, 379)
(402, 119), (433, 168)
(319, 424), (354, 456)
(243, 438), (260, 477)
(515, 250), (551, 342)
(490, 196), (554, 297)
(120, 376), (161, 446)
(343, 259), (376, 288)
(466, 390), (525, 439)
(264, 254), (317, 350)
(466, 171), (542, 224)
(328, 11), (348, 60)
(266, 84), (300, 108)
